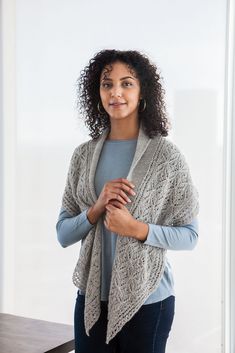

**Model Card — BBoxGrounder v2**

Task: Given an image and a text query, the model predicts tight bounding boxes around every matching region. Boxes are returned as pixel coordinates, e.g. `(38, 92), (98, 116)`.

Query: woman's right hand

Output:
(96, 178), (136, 213)
(87, 178), (136, 224)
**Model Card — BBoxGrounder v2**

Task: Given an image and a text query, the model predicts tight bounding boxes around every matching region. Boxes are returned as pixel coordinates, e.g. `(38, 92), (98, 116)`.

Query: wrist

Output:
(131, 220), (149, 242)
(87, 204), (103, 225)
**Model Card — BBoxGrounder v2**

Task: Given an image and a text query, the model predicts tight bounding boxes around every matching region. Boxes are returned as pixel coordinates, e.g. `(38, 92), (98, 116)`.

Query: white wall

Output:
(2, 0), (227, 352)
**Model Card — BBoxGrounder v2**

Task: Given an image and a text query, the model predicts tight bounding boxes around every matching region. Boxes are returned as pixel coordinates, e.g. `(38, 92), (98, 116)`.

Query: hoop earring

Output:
(97, 101), (106, 114)
(139, 99), (146, 112)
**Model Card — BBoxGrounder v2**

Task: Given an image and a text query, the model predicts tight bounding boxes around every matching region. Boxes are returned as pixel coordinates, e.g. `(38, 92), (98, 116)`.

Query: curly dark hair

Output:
(76, 49), (171, 139)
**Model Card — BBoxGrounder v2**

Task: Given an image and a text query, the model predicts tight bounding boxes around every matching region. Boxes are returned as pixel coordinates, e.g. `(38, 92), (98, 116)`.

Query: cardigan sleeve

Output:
(56, 206), (94, 248)
(143, 217), (199, 250)
(61, 147), (82, 216)
(170, 149), (199, 226)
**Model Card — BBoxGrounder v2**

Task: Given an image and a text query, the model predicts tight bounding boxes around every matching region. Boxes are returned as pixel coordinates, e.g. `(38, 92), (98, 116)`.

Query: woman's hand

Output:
(95, 178), (136, 213)
(104, 200), (140, 238)
(87, 178), (136, 225)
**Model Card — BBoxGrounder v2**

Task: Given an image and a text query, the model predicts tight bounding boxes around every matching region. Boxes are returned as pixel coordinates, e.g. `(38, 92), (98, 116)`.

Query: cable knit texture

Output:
(61, 122), (199, 344)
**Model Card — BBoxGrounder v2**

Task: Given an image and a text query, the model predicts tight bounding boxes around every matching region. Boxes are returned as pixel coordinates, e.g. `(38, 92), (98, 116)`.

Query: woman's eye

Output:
(101, 83), (111, 88)
(123, 82), (132, 87)
(100, 82), (133, 88)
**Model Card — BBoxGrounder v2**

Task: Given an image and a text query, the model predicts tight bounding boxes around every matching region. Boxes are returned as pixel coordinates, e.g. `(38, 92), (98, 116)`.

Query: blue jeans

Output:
(74, 292), (175, 353)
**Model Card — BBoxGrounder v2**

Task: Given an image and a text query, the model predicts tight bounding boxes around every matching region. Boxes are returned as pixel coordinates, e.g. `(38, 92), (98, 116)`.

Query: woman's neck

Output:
(107, 121), (140, 140)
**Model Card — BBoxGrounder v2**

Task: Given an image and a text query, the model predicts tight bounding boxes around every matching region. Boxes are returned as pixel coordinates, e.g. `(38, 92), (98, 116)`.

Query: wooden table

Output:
(0, 313), (75, 353)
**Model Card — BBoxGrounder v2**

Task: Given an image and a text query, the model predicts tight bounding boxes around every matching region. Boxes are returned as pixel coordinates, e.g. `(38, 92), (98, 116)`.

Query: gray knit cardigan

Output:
(61, 122), (199, 344)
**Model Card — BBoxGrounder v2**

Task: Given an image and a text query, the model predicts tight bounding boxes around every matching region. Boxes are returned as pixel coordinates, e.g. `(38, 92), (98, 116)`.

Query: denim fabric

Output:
(74, 292), (175, 353)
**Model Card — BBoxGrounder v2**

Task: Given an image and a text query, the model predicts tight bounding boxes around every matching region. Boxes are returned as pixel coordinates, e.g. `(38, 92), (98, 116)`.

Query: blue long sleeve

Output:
(144, 218), (199, 250)
(56, 206), (94, 248)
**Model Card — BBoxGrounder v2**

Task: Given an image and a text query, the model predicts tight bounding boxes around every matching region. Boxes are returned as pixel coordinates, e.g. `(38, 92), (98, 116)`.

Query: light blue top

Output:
(56, 138), (199, 304)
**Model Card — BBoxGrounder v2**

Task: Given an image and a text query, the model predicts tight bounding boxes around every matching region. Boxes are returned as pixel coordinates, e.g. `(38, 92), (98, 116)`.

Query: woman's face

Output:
(99, 61), (142, 123)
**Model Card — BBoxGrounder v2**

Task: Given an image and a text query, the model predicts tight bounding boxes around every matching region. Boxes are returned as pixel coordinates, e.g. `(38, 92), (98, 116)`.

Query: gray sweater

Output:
(60, 124), (199, 343)
(56, 138), (198, 304)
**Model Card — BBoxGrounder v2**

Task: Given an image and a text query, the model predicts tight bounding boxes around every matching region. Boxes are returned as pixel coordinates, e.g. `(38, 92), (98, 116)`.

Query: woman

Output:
(56, 49), (199, 353)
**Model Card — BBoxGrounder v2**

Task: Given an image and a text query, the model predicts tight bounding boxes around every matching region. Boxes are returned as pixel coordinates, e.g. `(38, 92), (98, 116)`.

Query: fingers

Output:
(99, 178), (136, 212)
(112, 188), (132, 204)
(111, 178), (135, 189)
(107, 200), (125, 209)
(105, 204), (116, 212)
(110, 179), (136, 197)
(107, 191), (127, 205)
(117, 183), (136, 197)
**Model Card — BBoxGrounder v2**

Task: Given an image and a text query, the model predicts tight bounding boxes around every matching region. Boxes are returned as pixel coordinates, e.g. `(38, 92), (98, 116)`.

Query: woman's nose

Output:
(110, 86), (122, 97)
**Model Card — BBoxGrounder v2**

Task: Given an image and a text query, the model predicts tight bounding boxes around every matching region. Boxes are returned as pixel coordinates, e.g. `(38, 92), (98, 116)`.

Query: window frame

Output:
(222, 0), (235, 352)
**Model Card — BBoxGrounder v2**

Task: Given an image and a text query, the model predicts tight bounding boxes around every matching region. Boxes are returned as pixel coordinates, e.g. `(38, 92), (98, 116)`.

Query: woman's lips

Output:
(109, 103), (126, 108)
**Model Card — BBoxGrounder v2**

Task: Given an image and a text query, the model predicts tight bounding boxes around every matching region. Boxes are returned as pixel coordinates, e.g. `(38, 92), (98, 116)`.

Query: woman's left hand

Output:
(104, 200), (137, 237)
